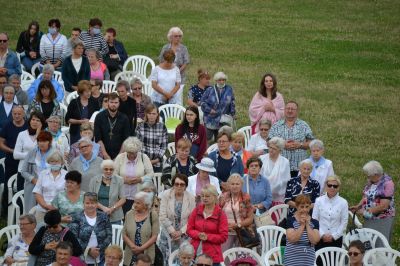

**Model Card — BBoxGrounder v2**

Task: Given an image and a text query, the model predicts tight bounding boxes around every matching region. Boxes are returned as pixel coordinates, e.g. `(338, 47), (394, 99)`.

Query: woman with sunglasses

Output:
(347, 240), (365, 266)
(29, 210), (82, 266)
(312, 175), (348, 265)
(130, 78), (152, 124)
(159, 174), (195, 265)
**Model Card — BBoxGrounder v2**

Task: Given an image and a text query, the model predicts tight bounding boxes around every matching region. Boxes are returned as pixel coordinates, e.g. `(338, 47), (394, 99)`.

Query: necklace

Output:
(107, 116), (118, 140)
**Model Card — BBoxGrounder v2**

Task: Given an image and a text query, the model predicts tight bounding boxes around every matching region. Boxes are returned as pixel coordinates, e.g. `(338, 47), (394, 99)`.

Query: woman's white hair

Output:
(167, 26), (183, 41)
(362, 160), (383, 176)
(101, 159), (115, 170)
(42, 63), (55, 74)
(46, 150), (64, 165)
(299, 159), (313, 169)
(134, 191), (153, 209)
(309, 139), (325, 150)
(179, 241), (194, 256)
(268, 137), (285, 151)
(213, 72), (227, 81)
(122, 137), (142, 153)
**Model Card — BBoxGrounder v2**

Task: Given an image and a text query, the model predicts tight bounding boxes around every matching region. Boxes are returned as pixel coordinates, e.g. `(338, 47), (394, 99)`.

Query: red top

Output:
(175, 124), (207, 161)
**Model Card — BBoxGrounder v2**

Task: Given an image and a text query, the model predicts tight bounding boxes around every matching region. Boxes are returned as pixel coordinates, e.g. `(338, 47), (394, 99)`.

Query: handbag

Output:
(344, 212), (372, 250)
(60, 228), (86, 266)
(230, 195), (260, 248)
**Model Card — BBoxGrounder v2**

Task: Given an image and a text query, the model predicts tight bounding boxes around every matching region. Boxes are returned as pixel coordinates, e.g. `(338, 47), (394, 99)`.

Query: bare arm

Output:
(286, 224), (305, 243)
(0, 137), (13, 153)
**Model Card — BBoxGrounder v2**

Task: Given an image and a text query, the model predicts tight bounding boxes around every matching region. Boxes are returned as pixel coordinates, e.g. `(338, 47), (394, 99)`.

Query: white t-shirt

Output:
(85, 214), (99, 264)
(150, 65), (181, 104)
(72, 57), (83, 73)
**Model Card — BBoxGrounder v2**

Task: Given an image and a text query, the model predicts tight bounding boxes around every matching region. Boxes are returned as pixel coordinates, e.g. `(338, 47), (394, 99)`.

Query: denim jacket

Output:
(3, 49), (22, 77)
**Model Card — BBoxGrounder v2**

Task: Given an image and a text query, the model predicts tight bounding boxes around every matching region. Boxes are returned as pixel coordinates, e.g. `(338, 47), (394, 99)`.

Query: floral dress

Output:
(130, 220), (145, 265)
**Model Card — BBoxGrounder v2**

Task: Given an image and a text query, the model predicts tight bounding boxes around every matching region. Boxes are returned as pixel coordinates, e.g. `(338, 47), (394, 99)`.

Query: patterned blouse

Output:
(51, 191), (84, 218)
(188, 84), (209, 104)
(219, 191), (254, 233)
(4, 234), (30, 262)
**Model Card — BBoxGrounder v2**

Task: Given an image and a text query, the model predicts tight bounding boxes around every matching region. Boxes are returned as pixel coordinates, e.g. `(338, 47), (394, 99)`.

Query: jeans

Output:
(21, 56), (41, 73)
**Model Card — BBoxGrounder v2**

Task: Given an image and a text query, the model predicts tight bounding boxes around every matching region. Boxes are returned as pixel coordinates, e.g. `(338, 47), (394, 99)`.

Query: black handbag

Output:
(231, 195), (260, 248)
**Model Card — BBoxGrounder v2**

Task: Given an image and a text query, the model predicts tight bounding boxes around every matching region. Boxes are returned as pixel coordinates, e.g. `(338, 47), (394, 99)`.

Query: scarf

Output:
(36, 147), (51, 171)
(309, 156), (326, 178)
(79, 150), (97, 172)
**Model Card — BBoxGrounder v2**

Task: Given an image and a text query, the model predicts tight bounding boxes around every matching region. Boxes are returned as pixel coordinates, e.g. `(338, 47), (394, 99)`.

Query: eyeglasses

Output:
(105, 256), (121, 261)
(104, 168), (114, 171)
(348, 252), (360, 257)
(84, 192), (97, 197)
(79, 145), (90, 149)
(173, 35), (182, 38)
(0, 40), (8, 43)
(132, 87), (142, 90)
(174, 182), (186, 187)
(19, 222), (33, 226)
(217, 140), (229, 144)
(259, 128), (270, 131)
(196, 264), (212, 266)
(326, 184), (339, 189)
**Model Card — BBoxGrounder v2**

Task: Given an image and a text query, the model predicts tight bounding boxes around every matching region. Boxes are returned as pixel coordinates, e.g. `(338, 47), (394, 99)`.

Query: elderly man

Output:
(9, 74), (28, 105)
(79, 18), (108, 57)
(27, 63), (64, 102)
(0, 32), (22, 77)
(269, 100), (314, 177)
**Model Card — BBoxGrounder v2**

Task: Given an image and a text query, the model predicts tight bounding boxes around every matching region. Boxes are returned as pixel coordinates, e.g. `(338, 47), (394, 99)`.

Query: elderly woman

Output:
(231, 132), (253, 174)
(219, 174), (255, 251)
(61, 39), (90, 92)
(130, 78), (152, 123)
(114, 137), (154, 214)
(171, 241), (195, 266)
(312, 175), (348, 259)
(151, 49), (181, 107)
(161, 138), (198, 188)
(284, 194), (320, 266)
(69, 192), (112, 266)
(247, 118), (271, 156)
(249, 73), (285, 133)
(50, 242), (73, 266)
(349, 161), (395, 243)
(39, 18), (67, 70)
(187, 69), (210, 108)
(136, 104), (168, 172)
(65, 80), (100, 144)
(46, 115), (69, 160)
(27, 63), (64, 102)
(159, 174), (196, 263)
(139, 181), (161, 214)
(122, 191), (159, 265)
(187, 157), (222, 203)
(29, 210), (83, 266)
(175, 106), (207, 161)
(16, 21), (42, 73)
(208, 131), (244, 191)
(347, 240), (366, 266)
(105, 245), (123, 266)
(242, 156), (272, 213)
(285, 159), (320, 217)
(309, 139), (335, 194)
(260, 137), (291, 205)
(14, 111), (45, 190)
(21, 131), (54, 212)
(88, 159), (126, 224)
(187, 184), (228, 265)
(52, 171), (84, 224)
(69, 137), (103, 192)
(3, 214), (36, 266)
(67, 122), (103, 164)
(27, 80), (61, 120)
(87, 48), (110, 80)
(33, 150), (67, 223)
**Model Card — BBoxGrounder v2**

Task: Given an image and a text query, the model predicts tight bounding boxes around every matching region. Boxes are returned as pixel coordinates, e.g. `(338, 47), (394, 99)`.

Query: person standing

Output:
(116, 80), (137, 134)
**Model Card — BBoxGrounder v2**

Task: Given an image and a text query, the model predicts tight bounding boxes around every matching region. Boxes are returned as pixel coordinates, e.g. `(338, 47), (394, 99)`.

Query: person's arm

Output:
(20, 155), (37, 184)
(0, 137), (13, 153)
(35, 193), (55, 211)
(159, 192), (174, 233)
(239, 198), (255, 228)
(186, 208), (200, 239)
(151, 80), (167, 96)
(39, 35), (48, 64)
(97, 214), (112, 250)
(28, 227), (46, 255)
(262, 180), (273, 210)
(16, 32), (24, 54)
(306, 219), (320, 245)
(112, 179), (126, 211)
(286, 218), (305, 243)
(64, 230), (83, 256)
(199, 88), (214, 114)
(274, 93), (285, 120)
(140, 211), (159, 250)
(100, 38), (109, 57)
(332, 201), (349, 240)
(61, 59), (72, 92)
(284, 180), (296, 208)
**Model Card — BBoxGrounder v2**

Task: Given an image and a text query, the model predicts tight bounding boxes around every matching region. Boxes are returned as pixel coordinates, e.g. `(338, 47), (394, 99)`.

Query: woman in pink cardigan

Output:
(249, 73), (285, 133)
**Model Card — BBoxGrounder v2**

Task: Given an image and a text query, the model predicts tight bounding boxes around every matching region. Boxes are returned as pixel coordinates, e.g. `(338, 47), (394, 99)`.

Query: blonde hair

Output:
(201, 184), (218, 203)
(227, 173), (243, 185)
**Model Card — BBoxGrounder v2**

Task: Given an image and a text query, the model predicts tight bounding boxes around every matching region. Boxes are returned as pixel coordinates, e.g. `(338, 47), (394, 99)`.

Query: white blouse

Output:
(247, 133), (268, 152)
(150, 65), (181, 104)
(13, 130), (37, 172)
(310, 159), (334, 194)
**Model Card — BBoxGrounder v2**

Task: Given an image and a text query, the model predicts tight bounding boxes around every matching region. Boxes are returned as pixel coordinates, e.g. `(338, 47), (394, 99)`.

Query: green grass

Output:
(1, 0), (399, 249)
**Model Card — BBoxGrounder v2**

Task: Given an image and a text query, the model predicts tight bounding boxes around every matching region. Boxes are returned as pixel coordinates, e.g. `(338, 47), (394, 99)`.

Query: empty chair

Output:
(122, 55), (155, 79)
(111, 224), (124, 250)
(343, 228), (390, 249)
(264, 246), (285, 266)
(363, 247), (400, 266)
(0, 225), (21, 263)
(7, 173), (18, 220)
(8, 190), (24, 226)
(315, 247), (349, 266)
(222, 247), (263, 266)
(114, 70), (146, 83)
(158, 104), (186, 134)
(141, 80), (154, 97)
(257, 225), (286, 260)
(237, 126), (252, 149)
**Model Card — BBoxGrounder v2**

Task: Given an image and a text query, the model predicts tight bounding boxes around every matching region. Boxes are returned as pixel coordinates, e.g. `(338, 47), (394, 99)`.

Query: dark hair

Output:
(286, 100), (299, 108)
(348, 240), (366, 254)
(36, 80), (56, 102)
(106, 27), (116, 36)
(172, 174), (189, 187)
(28, 111), (46, 135)
(246, 156), (263, 169)
(180, 105), (200, 133)
(259, 73), (277, 99)
(44, 209), (61, 226)
(26, 21), (40, 40)
(162, 49), (175, 63)
(136, 254), (151, 264)
(108, 92), (120, 101)
(48, 18), (61, 28)
(89, 18), (102, 27)
(37, 131), (53, 143)
(72, 27), (81, 33)
(116, 80), (130, 92)
(56, 242), (73, 254)
(65, 170), (82, 185)
(197, 69), (210, 81)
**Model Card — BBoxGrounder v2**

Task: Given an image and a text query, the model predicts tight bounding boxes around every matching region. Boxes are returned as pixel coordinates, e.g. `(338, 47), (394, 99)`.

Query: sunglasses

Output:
(348, 252), (360, 256)
(327, 184), (339, 189)
(196, 264), (212, 266)
(174, 182), (186, 187)
(132, 87), (142, 90)
(0, 39), (8, 43)
(259, 128), (270, 131)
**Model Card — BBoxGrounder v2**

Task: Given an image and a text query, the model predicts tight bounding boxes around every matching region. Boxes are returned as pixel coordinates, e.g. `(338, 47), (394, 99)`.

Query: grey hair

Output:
(178, 241), (194, 256)
(122, 137), (142, 153)
(299, 159), (313, 169)
(20, 214), (36, 224)
(130, 78), (143, 87)
(46, 150), (64, 165)
(140, 181), (156, 193)
(194, 254), (213, 264)
(213, 71), (227, 81)
(268, 137), (285, 151)
(134, 191), (153, 209)
(309, 139), (325, 150)
(218, 125), (234, 136)
(42, 63), (55, 74)
(8, 74), (21, 82)
(78, 137), (93, 146)
(116, 80), (130, 92)
(167, 26), (183, 41)
(47, 115), (61, 124)
(86, 48), (102, 60)
(72, 39), (84, 49)
(3, 85), (15, 93)
(12, 105), (25, 113)
(362, 161), (383, 176)
(259, 118), (272, 128)
(101, 159), (115, 170)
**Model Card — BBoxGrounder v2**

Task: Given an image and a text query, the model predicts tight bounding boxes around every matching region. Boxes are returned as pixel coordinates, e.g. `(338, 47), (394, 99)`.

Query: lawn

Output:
(1, 0), (399, 249)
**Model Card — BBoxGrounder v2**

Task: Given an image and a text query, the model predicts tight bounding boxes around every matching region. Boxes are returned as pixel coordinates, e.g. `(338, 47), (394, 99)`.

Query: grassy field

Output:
(1, 0), (399, 249)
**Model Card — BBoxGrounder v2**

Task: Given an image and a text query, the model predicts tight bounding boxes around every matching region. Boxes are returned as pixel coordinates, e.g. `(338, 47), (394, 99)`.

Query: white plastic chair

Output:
(222, 247), (263, 266)
(111, 224), (124, 250)
(21, 80), (33, 92)
(257, 225), (286, 260)
(315, 247), (349, 266)
(142, 80), (153, 97)
(65, 91), (78, 105)
(268, 204), (289, 226)
(168, 249), (180, 266)
(31, 62), (41, 77)
(343, 228), (390, 249)
(237, 125), (252, 149)
(114, 70), (147, 84)
(0, 158), (4, 215)
(8, 190), (24, 226)
(0, 224), (20, 246)
(348, 210), (363, 229)
(21, 71), (35, 83)
(152, 173), (164, 195)
(158, 104), (186, 134)
(122, 55), (155, 79)
(206, 143), (218, 155)
(363, 247), (400, 266)
(7, 173), (18, 217)
(264, 246), (284, 266)
(101, 80), (116, 93)
(167, 142), (176, 157)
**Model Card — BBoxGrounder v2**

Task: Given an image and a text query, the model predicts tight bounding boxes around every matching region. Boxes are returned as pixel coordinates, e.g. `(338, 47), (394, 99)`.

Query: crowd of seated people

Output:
(0, 17), (396, 266)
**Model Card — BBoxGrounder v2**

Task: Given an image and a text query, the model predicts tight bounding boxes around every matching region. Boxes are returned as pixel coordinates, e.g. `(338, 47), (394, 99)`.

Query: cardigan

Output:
(13, 130), (37, 172)
(186, 173), (222, 197)
(161, 154), (198, 188)
(61, 55), (91, 92)
(16, 30), (42, 58)
(0, 101), (16, 132)
(39, 33), (68, 64)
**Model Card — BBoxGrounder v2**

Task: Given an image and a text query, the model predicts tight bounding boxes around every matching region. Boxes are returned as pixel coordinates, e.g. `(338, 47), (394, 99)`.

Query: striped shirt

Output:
(40, 33), (68, 64)
(79, 31), (109, 56)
